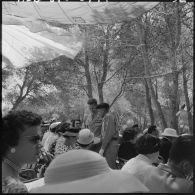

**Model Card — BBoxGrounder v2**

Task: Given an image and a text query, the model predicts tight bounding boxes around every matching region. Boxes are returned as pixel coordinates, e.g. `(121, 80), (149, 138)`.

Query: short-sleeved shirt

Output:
(85, 113), (103, 138)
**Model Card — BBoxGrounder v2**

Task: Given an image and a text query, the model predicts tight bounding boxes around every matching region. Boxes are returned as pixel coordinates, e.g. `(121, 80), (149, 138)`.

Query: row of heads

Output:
(48, 121), (97, 146)
(87, 99), (110, 113)
(143, 125), (185, 138)
(123, 129), (193, 165)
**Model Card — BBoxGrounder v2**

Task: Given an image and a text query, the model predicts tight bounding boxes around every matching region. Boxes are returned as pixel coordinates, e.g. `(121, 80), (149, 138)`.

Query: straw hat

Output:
(77, 129), (100, 146)
(161, 128), (178, 138)
(30, 150), (148, 193)
(77, 129), (94, 145)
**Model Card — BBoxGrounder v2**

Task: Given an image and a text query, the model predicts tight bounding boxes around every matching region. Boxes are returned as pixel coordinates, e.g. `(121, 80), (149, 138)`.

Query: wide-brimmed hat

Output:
(161, 128), (178, 138)
(77, 129), (94, 145)
(62, 127), (80, 137)
(30, 150), (148, 193)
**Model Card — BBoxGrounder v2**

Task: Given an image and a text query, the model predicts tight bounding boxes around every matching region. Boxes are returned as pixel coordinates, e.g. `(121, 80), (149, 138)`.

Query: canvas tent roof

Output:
(2, 2), (159, 68)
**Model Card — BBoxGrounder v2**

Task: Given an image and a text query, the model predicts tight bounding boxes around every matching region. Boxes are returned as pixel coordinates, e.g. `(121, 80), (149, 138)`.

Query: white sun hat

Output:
(30, 150), (148, 193)
(161, 128), (178, 138)
(77, 129), (95, 145)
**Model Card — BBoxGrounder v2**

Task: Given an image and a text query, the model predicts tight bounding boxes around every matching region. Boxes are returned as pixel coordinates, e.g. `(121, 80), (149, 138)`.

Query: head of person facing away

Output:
(132, 124), (140, 132)
(87, 98), (98, 115)
(122, 128), (138, 144)
(168, 135), (193, 179)
(147, 125), (159, 137)
(58, 123), (80, 147)
(76, 129), (95, 150)
(96, 103), (110, 118)
(135, 133), (161, 164)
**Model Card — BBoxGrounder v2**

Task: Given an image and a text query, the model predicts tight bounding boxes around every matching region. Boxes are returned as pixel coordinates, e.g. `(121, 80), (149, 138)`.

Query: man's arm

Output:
(101, 114), (115, 152)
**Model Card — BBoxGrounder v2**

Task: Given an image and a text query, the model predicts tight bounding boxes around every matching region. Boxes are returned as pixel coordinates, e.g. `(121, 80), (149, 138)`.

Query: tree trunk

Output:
(170, 60), (179, 131)
(136, 20), (167, 129)
(83, 28), (93, 99)
(12, 95), (26, 110)
(98, 25), (110, 104)
(182, 70), (193, 133)
(164, 2), (181, 132)
(97, 83), (104, 103)
(84, 49), (93, 98)
(144, 80), (155, 125)
(168, 50), (179, 131)
(181, 47), (193, 134)
(148, 80), (167, 129)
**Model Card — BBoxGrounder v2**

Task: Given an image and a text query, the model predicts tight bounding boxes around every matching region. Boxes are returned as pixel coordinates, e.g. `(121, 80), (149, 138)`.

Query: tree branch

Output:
(110, 69), (128, 108)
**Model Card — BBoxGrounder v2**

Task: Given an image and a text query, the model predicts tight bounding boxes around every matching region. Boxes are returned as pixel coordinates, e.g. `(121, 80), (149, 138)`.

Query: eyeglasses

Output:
(24, 135), (41, 144)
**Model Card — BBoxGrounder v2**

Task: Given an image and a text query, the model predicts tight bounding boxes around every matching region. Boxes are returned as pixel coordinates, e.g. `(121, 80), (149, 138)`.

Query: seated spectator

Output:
(158, 135), (193, 183)
(126, 135), (193, 193)
(42, 122), (61, 153)
(159, 128), (178, 163)
(122, 134), (160, 175)
(2, 110), (42, 193)
(132, 124), (141, 133)
(54, 125), (80, 155)
(126, 119), (134, 129)
(30, 150), (148, 193)
(40, 122), (50, 140)
(76, 129), (100, 150)
(118, 128), (138, 161)
(71, 119), (82, 128)
(146, 125), (159, 137)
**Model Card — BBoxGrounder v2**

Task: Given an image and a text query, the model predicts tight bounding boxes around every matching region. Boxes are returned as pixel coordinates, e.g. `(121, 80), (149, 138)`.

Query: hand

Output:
(99, 148), (104, 156)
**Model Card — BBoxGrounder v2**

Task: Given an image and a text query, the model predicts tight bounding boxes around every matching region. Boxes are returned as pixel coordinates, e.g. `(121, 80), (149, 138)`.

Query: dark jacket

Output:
(118, 142), (137, 160)
(159, 137), (172, 163)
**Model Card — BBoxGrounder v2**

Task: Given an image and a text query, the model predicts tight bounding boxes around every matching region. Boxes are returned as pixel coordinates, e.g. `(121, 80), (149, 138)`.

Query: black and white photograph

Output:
(2, 1), (193, 193)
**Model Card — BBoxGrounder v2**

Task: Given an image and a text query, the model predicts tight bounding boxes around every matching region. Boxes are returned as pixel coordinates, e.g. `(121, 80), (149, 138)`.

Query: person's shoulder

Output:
(2, 176), (28, 193)
(105, 112), (115, 119)
(174, 178), (193, 193)
(151, 167), (192, 193)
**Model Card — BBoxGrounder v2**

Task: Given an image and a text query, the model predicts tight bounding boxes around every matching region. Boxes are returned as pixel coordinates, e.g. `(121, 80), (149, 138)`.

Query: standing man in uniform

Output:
(84, 98), (98, 129)
(98, 103), (119, 169)
(83, 98), (102, 152)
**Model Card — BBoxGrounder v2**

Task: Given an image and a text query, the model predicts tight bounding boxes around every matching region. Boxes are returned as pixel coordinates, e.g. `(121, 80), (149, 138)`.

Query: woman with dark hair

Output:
(118, 128), (138, 161)
(146, 125), (159, 137)
(2, 110), (42, 193)
(122, 134), (160, 175)
(54, 122), (80, 156)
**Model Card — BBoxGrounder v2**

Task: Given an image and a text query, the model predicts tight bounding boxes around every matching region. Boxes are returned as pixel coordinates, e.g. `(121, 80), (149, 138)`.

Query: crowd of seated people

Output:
(2, 109), (193, 193)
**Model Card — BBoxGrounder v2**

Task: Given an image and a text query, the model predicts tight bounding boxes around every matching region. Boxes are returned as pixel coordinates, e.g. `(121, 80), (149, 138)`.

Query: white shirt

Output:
(25, 178), (45, 191)
(43, 132), (58, 152)
(122, 155), (193, 193)
(41, 131), (50, 146)
(122, 154), (153, 176)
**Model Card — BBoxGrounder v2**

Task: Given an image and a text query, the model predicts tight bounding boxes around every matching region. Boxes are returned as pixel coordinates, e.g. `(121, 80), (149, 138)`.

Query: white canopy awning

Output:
(2, 2), (159, 68)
